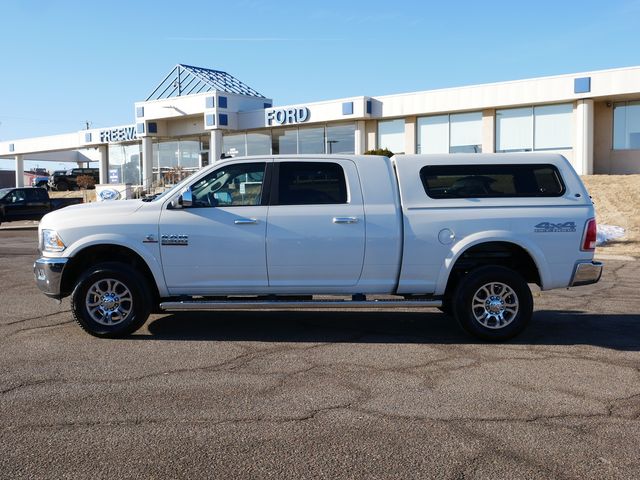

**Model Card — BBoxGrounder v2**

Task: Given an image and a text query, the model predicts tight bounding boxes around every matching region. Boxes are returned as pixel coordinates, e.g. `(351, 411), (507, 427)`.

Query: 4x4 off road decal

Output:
(534, 222), (577, 233)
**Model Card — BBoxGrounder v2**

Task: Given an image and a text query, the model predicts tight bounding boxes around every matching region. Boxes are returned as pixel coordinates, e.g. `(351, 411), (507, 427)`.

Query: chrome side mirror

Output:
(179, 188), (193, 208)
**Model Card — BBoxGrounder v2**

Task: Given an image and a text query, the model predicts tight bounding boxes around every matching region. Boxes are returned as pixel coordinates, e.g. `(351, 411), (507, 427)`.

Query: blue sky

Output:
(1, 0), (639, 168)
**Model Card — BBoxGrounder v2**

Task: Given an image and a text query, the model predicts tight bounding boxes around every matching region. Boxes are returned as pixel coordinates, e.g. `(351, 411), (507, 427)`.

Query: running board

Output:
(160, 299), (442, 312)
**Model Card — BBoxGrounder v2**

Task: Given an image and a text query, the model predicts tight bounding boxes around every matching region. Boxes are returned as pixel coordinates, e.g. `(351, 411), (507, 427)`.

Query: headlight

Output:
(42, 229), (66, 252)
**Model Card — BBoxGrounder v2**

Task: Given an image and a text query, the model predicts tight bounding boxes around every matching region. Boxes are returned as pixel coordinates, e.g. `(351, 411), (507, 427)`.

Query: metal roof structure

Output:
(146, 64), (265, 101)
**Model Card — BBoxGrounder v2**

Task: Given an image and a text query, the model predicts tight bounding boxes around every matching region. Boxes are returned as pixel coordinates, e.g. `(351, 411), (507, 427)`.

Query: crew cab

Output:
(0, 187), (82, 225)
(34, 154), (602, 341)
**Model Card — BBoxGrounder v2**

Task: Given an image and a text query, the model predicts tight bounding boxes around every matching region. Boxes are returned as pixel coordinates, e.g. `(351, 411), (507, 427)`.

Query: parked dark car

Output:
(48, 168), (100, 191)
(0, 187), (83, 225)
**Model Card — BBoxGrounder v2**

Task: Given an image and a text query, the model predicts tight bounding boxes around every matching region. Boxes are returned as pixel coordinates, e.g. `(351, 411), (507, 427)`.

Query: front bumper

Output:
(34, 257), (69, 298)
(570, 261), (604, 287)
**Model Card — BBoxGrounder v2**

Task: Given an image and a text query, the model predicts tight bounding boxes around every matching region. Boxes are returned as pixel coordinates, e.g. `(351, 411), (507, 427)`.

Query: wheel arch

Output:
(435, 232), (548, 297)
(60, 243), (163, 303)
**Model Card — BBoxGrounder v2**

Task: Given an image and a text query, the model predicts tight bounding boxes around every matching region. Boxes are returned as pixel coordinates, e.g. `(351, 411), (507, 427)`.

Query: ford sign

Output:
(99, 189), (120, 201)
(265, 107), (310, 126)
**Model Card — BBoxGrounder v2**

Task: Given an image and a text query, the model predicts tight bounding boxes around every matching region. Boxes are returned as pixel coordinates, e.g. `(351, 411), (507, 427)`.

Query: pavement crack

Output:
(3, 309), (71, 327)
(0, 378), (62, 395)
(5, 320), (74, 338)
(2, 403), (357, 431)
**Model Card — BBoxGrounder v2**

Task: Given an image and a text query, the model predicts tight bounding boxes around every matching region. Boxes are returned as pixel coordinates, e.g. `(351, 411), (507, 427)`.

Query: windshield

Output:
(0, 188), (10, 200)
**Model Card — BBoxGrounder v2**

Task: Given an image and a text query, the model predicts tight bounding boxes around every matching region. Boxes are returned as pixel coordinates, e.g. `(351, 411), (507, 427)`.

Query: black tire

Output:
(452, 266), (533, 342)
(56, 181), (68, 191)
(71, 262), (151, 338)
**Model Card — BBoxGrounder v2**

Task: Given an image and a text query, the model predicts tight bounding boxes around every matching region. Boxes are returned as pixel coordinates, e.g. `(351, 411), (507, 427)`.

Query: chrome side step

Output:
(160, 299), (442, 312)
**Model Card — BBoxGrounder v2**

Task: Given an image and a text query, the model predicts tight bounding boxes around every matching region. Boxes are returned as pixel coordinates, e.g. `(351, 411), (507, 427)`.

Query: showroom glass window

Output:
(213, 124), (355, 158)
(246, 132), (271, 155)
(496, 103), (573, 152)
(223, 133), (246, 157)
(298, 126), (326, 154)
(377, 119), (405, 154)
(613, 101), (640, 149)
(417, 112), (482, 153)
(272, 129), (297, 155)
(326, 124), (355, 154)
(152, 137), (207, 185)
(108, 143), (142, 185)
(179, 140), (200, 169)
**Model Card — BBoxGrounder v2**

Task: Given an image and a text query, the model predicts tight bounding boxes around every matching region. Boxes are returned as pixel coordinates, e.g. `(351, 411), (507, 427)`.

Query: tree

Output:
(364, 148), (394, 157)
(164, 166), (188, 185)
(76, 175), (96, 190)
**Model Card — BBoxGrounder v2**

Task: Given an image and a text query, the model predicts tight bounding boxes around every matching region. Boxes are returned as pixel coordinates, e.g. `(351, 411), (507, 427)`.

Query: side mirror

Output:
(178, 188), (193, 208)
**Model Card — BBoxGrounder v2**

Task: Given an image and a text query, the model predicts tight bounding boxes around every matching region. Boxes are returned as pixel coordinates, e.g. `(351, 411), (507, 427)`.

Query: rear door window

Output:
(25, 189), (39, 201)
(420, 164), (565, 198)
(273, 162), (347, 205)
(35, 188), (48, 200)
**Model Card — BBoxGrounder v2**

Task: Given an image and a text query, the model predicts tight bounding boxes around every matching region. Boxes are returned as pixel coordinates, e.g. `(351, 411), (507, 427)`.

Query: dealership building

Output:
(1, 64), (640, 190)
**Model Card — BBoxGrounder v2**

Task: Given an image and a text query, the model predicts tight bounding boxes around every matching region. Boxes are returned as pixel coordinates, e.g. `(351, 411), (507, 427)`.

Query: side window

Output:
(190, 162), (265, 207)
(8, 190), (26, 203)
(420, 164), (565, 199)
(275, 162), (347, 205)
(25, 189), (38, 201)
(35, 188), (48, 201)
(71, 169), (82, 176)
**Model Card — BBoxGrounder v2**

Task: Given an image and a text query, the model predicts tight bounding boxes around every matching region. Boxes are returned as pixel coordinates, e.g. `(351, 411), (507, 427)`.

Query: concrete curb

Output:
(0, 223), (39, 231)
(595, 253), (636, 261)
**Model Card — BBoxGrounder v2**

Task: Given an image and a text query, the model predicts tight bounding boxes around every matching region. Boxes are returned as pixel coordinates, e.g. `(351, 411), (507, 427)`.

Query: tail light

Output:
(581, 218), (597, 251)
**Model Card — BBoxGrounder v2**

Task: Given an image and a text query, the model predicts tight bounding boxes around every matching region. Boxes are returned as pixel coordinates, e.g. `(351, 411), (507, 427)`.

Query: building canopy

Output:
(146, 64), (265, 101)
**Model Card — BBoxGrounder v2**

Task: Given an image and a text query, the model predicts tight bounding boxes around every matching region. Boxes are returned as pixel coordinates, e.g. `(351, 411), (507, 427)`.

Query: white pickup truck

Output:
(34, 154), (602, 341)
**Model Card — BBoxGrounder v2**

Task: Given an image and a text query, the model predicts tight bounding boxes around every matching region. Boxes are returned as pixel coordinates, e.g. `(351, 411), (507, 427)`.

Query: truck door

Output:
(25, 188), (49, 218)
(159, 161), (270, 295)
(266, 160), (365, 289)
(2, 189), (28, 220)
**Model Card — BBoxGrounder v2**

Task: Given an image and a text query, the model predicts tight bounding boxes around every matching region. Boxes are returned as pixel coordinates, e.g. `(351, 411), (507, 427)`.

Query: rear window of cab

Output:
(419, 164), (565, 199)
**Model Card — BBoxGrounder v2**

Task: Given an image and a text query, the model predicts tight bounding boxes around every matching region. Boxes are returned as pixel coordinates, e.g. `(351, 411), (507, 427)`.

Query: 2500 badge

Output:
(161, 234), (189, 246)
(534, 221), (577, 233)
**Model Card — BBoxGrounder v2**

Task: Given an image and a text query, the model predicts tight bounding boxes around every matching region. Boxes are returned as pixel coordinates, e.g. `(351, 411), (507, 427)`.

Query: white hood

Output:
(40, 199), (145, 231)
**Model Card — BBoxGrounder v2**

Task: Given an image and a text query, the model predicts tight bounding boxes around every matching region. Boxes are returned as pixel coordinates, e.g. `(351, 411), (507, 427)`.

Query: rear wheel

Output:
(452, 266), (532, 341)
(71, 262), (151, 338)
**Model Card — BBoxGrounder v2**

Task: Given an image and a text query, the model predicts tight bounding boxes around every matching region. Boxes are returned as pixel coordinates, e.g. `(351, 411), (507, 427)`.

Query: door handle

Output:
(234, 218), (258, 225)
(332, 217), (358, 224)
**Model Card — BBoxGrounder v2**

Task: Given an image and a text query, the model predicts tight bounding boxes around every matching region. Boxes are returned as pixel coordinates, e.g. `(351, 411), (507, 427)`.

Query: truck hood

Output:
(40, 200), (145, 230)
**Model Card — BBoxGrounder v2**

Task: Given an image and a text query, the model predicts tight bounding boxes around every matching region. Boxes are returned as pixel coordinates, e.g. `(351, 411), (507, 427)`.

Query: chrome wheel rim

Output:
(471, 282), (519, 329)
(85, 278), (133, 326)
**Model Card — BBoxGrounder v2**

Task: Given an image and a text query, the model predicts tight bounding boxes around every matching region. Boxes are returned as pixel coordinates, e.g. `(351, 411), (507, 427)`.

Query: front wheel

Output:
(452, 266), (533, 341)
(71, 262), (151, 338)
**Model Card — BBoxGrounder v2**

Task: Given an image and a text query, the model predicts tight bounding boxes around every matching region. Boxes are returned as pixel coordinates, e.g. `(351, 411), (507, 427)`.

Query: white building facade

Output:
(2, 64), (640, 189)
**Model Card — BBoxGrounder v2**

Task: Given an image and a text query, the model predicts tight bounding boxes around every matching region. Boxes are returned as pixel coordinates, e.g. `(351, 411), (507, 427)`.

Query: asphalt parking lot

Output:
(0, 228), (638, 479)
